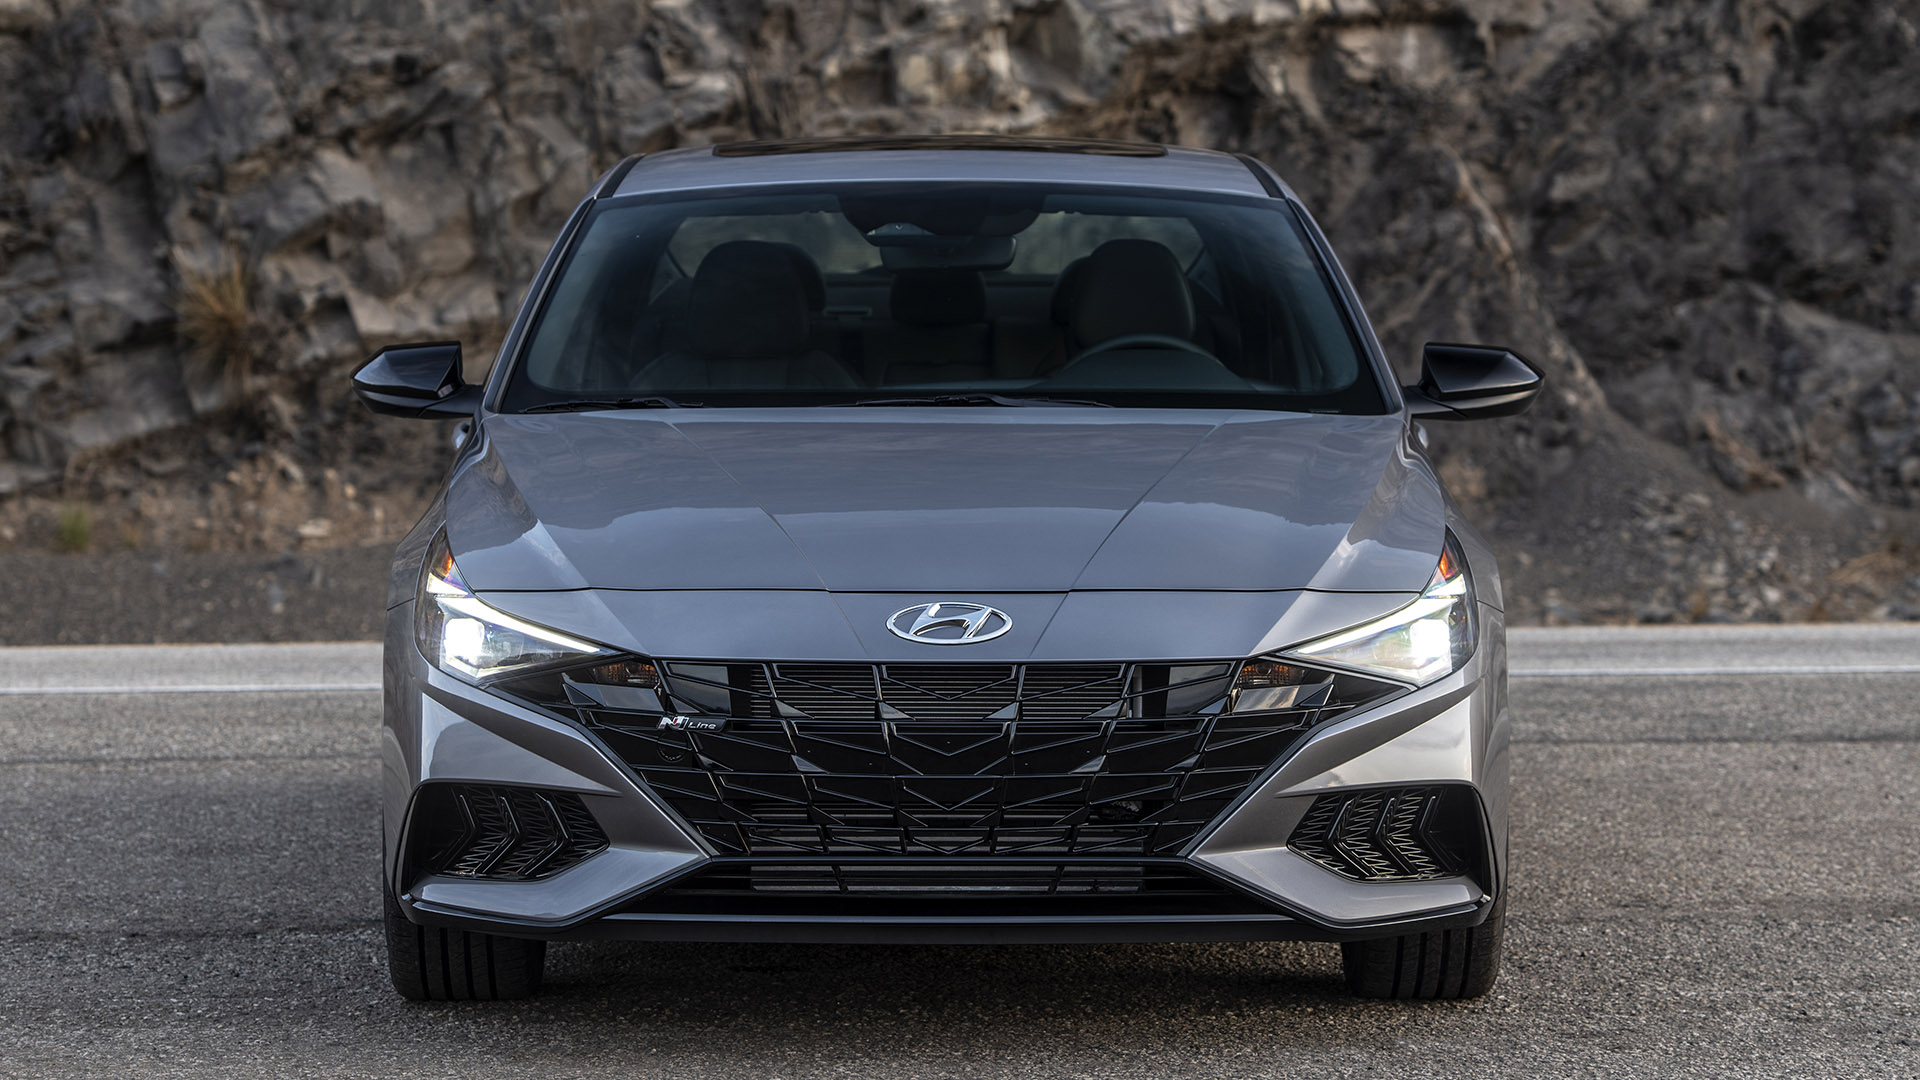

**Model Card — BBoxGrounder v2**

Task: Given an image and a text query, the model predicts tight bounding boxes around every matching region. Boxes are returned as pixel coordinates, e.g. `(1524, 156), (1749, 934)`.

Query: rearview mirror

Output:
(877, 235), (1016, 272)
(1402, 343), (1542, 421)
(352, 342), (481, 419)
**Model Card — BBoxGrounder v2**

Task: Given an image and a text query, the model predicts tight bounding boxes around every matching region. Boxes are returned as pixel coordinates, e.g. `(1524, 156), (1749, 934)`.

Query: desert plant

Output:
(176, 250), (258, 388)
(53, 505), (92, 553)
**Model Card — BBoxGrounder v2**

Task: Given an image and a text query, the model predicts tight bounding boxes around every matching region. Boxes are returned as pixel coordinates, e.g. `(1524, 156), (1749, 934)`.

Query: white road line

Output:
(1513, 665), (1920, 678)
(3, 669), (1917, 695)
(1, 628), (1916, 694)
(0, 683), (380, 696)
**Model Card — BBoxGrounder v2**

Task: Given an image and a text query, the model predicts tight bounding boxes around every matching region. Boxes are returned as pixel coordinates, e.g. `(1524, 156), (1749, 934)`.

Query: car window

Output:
(1002, 212), (1203, 275)
(666, 212), (881, 276)
(504, 183), (1386, 414)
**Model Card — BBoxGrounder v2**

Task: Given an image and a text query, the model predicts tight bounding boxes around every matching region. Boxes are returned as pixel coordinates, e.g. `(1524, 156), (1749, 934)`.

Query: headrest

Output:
(1068, 239), (1195, 347)
(889, 271), (985, 326)
(1049, 257), (1088, 326)
(767, 242), (826, 312)
(687, 241), (812, 358)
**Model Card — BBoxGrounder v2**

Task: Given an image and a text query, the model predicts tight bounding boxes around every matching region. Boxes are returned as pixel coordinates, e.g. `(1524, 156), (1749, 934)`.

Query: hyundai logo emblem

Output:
(886, 602), (1013, 645)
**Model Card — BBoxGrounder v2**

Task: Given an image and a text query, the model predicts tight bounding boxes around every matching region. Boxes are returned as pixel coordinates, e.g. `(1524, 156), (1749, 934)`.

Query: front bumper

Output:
(382, 601), (1509, 943)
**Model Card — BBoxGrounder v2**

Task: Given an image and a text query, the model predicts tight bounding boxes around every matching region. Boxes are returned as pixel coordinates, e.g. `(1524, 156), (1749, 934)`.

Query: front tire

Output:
(383, 888), (546, 1001)
(1340, 896), (1504, 1000)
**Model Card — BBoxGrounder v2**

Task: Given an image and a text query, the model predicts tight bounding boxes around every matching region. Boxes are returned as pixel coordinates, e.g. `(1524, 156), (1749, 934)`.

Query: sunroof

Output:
(712, 135), (1168, 158)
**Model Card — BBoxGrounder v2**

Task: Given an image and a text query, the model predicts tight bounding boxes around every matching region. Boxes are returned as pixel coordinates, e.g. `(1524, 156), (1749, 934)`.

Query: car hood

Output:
(443, 409), (1445, 595)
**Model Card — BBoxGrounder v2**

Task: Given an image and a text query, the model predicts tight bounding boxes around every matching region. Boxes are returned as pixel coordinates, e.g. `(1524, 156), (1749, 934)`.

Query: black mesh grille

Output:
(769, 665), (878, 719)
(878, 665), (1020, 721)
(631, 859), (1273, 919)
(553, 660), (1399, 859)
(601, 714), (1304, 856)
(681, 861), (1199, 894)
(683, 662), (1146, 723)
(411, 784), (609, 881)
(1016, 665), (1131, 720)
(1288, 785), (1485, 883)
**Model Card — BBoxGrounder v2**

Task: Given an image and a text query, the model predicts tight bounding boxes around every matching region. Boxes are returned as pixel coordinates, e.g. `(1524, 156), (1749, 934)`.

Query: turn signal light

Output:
(1235, 660), (1313, 689)
(574, 659), (660, 689)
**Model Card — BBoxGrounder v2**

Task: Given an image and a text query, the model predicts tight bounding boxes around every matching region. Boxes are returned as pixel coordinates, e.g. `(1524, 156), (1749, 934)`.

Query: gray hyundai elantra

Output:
(354, 135), (1542, 1002)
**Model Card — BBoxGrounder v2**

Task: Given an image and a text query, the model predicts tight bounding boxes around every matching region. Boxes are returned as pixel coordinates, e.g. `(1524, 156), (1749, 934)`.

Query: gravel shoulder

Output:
(0, 545), (392, 645)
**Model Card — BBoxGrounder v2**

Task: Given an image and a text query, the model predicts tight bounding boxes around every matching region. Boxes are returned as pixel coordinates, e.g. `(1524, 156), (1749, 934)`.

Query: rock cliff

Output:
(1, 0), (1916, 623)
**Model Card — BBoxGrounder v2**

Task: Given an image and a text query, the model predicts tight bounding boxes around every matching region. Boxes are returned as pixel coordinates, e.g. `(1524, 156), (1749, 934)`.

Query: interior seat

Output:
(983, 257), (1083, 379)
(1047, 238), (1248, 390)
(632, 240), (862, 390)
(865, 270), (992, 385)
(632, 242), (832, 365)
(1068, 239), (1196, 350)
(1020, 246), (1233, 378)
(770, 242), (827, 316)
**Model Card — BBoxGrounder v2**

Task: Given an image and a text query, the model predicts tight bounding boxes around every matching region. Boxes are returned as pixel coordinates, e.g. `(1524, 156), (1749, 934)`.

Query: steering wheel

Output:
(1065, 333), (1218, 368)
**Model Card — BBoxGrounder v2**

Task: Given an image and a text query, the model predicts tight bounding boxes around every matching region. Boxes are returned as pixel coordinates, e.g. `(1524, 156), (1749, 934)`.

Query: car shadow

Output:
(507, 938), (1429, 1039)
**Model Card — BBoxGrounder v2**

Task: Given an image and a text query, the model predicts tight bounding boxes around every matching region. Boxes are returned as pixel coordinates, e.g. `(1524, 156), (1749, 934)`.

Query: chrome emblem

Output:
(886, 602), (1013, 645)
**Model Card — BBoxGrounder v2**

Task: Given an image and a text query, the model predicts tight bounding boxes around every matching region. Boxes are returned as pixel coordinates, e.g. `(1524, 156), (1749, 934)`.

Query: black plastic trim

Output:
(479, 195), (598, 414)
(1283, 199), (1406, 413)
(403, 892), (1495, 944)
(553, 658), (1398, 861)
(714, 135), (1167, 158)
(583, 912), (1301, 944)
(1236, 153), (1284, 197)
(595, 154), (644, 198)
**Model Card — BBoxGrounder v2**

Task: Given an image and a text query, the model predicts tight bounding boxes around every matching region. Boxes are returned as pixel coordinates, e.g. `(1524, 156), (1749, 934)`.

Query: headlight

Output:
(1284, 533), (1476, 685)
(415, 533), (612, 681)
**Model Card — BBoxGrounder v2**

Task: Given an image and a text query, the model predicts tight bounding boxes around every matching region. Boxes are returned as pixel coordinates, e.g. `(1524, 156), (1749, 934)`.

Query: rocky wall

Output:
(1, 0), (1916, 620)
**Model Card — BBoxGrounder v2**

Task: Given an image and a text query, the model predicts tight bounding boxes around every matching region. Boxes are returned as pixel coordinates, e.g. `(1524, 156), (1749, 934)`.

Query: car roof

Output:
(607, 135), (1288, 200)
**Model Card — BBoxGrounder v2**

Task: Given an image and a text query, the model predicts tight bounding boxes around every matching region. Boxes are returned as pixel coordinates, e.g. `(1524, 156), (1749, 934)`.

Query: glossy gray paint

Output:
(612, 144), (1276, 200)
(469, 586), (1421, 665)
(442, 410), (1447, 602)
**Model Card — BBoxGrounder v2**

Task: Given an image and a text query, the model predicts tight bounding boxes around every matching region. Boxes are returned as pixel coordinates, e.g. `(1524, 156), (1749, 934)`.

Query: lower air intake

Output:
(1288, 785), (1486, 883)
(629, 860), (1278, 919)
(411, 784), (608, 881)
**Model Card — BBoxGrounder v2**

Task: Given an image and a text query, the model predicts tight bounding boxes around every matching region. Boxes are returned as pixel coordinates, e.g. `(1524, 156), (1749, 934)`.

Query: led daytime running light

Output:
(1284, 534), (1476, 686)
(415, 534), (609, 681)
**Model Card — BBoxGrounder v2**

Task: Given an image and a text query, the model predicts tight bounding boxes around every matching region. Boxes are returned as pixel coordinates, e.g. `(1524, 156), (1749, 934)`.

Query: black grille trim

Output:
(658, 661), (1241, 724)
(631, 859), (1275, 918)
(1288, 785), (1486, 883)
(410, 784), (609, 881)
(551, 659), (1400, 860)
(599, 712), (1312, 857)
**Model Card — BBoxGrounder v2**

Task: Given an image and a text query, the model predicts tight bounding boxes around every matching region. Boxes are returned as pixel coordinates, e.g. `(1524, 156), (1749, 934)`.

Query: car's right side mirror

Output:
(1402, 343), (1543, 421)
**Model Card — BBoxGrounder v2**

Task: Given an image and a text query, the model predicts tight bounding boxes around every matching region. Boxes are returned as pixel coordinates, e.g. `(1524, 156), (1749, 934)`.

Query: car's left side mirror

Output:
(1402, 342), (1543, 421)
(352, 341), (482, 419)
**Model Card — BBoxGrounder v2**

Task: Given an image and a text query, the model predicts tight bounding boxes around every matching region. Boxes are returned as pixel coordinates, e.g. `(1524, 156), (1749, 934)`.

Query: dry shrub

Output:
(54, 505), (92, 553)
(176, 252), (257, 387)
(1828, 545), (1907, 588)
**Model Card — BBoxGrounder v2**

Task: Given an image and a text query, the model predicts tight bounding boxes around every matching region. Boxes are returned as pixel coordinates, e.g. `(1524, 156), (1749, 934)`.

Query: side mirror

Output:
(1402, 343), (1543, 421)
(352, 341), (482, 419)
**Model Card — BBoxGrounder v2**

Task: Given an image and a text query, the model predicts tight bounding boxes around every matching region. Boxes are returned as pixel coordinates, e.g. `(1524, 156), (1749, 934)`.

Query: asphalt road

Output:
(1, 626), (1915, 1078)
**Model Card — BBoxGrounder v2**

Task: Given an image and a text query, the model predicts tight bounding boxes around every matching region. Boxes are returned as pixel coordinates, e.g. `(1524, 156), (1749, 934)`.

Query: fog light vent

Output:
(413, 784), (608, 881)
(1288, 785), (1483, 883)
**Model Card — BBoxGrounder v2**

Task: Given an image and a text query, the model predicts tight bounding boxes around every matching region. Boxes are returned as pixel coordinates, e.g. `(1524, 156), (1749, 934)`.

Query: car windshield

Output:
(500, 183), (1387, 413)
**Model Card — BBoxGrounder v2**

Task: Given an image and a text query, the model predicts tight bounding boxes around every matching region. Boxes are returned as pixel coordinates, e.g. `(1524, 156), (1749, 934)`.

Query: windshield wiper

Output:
(840, 393), (1113, 408)
(524, 396), (701, 413)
